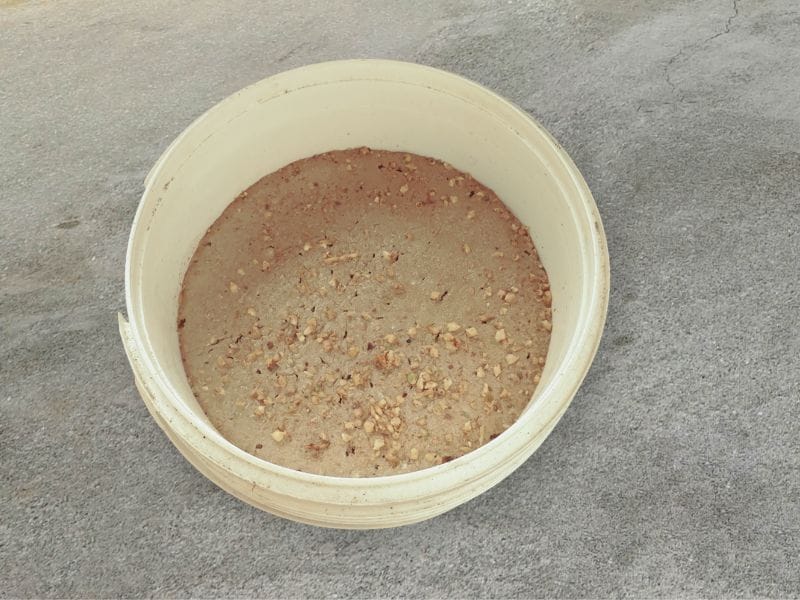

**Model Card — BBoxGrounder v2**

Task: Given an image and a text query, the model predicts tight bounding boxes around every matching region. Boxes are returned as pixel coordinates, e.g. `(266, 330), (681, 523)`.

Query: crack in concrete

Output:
(707, 0), (741, 42)
(663, 0), (740, 104)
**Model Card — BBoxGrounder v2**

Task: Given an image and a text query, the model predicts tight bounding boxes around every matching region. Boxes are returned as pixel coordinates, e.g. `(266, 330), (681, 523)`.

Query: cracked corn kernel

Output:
(495, 329), (507, 342)
(303, 323), (316, 336)
(465, 327), (478, 338)
(271, 430), (286, 443)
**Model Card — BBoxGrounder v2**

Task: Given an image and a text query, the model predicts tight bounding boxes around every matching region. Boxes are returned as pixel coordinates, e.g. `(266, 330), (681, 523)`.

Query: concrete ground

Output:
(2, 0), (799, 597)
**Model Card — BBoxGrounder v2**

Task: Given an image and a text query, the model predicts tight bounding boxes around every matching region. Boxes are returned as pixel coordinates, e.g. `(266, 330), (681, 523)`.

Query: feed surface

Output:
(179, 148), (551, 476)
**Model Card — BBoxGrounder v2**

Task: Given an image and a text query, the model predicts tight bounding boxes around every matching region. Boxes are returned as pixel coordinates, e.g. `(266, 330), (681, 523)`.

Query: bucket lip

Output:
(124, 59), (610, 495)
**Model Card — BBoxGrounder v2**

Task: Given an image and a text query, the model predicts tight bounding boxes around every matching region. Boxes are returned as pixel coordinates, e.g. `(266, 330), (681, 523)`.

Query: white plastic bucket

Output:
(119, 60), (609, 529)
